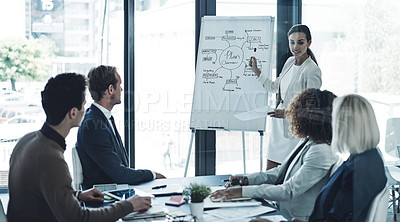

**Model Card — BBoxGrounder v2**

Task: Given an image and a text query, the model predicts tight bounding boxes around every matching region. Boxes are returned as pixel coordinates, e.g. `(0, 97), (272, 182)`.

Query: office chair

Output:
(71, 147), (84, 191)
(384, 117), (400, 221)
(386, 165), (400, 221)
(0, 199), (7, 222)
(385, 118), (400, 157)
(365, 184), (389, 222)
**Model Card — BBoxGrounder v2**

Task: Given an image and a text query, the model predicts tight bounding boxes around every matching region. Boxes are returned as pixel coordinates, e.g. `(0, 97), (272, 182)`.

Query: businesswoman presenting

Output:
(249, 24), (322, 169)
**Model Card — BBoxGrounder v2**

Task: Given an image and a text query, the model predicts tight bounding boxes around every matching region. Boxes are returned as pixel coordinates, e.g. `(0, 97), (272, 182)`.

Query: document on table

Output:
(122, 199), (167, 220)
(203, 205), (276, 221)
(204, 197), (261, 209)
(234, 106), (274, 121)
(253, 215), (288, 221)
(135, 184), (183, 196)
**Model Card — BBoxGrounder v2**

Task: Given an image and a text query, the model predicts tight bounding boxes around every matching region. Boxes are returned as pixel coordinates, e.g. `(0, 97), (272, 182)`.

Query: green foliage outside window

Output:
(0, 35), (57, 91)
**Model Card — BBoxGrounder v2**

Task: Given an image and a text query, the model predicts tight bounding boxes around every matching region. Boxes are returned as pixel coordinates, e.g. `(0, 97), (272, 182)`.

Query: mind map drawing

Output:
(191, 16), (274, 131)
(199, 28), (270, 92)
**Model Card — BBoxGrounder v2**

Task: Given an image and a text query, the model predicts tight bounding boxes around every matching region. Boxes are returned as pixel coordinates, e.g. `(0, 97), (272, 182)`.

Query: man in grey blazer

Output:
(211, 89), (339, 221)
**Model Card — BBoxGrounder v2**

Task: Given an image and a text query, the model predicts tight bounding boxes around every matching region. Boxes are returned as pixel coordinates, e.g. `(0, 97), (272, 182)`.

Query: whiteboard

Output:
(190, 16), (275, 132)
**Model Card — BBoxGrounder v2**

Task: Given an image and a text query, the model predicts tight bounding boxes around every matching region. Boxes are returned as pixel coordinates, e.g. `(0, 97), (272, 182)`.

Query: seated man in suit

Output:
(76, 65), (165, 189)
(7, 73), (151, 222)
(211, 89), (339, 221)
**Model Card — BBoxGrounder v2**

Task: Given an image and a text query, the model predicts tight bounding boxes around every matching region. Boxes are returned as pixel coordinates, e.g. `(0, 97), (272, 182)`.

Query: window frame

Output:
(124, 0), (302, 176)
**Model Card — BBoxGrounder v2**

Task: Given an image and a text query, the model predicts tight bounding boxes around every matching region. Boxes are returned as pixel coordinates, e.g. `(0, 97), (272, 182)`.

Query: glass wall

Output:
(134, 0), (196, 177)
(3, 0), (400, 185)
(215, 0), (277, 174)
(0, 0), (124, 187)
(302, 0), (400, 160)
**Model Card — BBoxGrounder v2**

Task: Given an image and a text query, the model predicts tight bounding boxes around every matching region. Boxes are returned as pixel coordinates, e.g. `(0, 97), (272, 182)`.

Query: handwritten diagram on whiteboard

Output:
(190, 16), (275, 131)
(201, 29), (270, 92)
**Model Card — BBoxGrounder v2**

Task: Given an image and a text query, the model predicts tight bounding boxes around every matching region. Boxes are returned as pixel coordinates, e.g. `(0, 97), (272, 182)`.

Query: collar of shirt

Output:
(92, 102), (118, 138)
(93, 102), (112, 120)
(40, 123), (66, 150)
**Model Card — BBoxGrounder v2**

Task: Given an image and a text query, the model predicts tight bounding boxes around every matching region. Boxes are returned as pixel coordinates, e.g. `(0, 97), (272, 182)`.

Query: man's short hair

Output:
(41, 73), (87, 125)
(87, 65), (118, 101)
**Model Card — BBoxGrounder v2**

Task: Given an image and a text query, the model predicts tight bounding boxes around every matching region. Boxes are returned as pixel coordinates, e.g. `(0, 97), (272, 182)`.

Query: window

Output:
(302, 0), (400, 160)
(134, 0), (195, 177)
(215, 0), (277, 174)
(0, 0), (123, 187)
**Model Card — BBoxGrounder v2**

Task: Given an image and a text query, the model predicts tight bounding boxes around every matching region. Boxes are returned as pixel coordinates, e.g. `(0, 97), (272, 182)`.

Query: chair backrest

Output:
(385, 118), (400, 157)
(365, 184), (389, 222)
(71, 147), (83, 190)
(0, 199), (7, 222)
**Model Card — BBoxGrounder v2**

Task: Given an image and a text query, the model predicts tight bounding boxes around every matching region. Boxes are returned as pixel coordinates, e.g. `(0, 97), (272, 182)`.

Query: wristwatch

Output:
(231, 176), (248, 186)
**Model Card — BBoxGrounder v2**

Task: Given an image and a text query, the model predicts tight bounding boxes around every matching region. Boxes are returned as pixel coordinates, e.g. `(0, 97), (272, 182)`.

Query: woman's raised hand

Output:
(249, 56), (261, 77)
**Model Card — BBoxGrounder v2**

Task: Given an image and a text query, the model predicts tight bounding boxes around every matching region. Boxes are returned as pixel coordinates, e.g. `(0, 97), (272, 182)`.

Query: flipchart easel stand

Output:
(184, 128), (264, 177)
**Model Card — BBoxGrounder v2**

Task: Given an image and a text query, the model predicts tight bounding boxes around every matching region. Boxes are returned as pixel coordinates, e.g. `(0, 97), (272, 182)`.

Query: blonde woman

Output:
(250, 95), (387, 222)
(307, 94), (387, 221)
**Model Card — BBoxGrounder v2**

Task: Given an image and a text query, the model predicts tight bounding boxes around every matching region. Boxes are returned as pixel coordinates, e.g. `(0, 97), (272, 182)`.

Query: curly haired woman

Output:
(211, 89), (339, 221)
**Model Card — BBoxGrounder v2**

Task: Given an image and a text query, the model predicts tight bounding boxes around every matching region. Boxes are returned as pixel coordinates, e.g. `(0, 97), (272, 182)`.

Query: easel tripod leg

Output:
(259, 131), (264, 172)
(184, 129), (196, 177)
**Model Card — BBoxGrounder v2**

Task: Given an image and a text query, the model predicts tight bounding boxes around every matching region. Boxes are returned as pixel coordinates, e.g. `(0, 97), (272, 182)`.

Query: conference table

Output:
(100, 174), (289, 222)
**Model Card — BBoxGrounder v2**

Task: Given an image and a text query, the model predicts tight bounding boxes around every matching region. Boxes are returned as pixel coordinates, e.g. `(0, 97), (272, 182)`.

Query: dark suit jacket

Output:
(309, 148), (387, 222)
(76, 104), (153, 189)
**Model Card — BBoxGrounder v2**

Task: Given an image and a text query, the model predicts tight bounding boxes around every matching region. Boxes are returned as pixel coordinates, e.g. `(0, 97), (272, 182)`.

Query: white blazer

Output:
(257, 56), (322, 108)
(242, 140), (338, 221)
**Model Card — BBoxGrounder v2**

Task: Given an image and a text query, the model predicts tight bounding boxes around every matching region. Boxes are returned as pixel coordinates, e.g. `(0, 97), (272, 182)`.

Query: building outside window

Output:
(0, 0), (124, 186)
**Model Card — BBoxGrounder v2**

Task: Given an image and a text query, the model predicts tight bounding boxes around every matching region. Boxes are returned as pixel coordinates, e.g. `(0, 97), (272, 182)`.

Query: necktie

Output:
(109, 116), (129, 164)
(274, 138), (310, 185)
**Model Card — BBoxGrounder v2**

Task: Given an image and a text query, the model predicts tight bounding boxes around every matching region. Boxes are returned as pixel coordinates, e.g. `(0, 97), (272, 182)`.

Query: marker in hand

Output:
(267, 111), (275, 116)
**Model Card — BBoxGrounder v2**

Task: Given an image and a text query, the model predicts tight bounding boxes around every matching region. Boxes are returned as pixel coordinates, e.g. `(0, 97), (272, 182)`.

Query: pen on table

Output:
(222, 179), (229, 182)
(152, 184), (167, 190)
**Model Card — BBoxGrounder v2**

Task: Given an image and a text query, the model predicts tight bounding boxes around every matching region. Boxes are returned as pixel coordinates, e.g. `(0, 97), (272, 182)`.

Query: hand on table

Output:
(78, 188), (104, 206)
(155, 172), (166, 179)
(210, 187), (242, 202)
(127, 195), (152, 213)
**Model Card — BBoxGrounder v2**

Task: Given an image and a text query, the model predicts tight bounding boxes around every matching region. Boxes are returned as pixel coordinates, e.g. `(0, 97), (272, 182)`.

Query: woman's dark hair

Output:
(287, 24), (318, 65)
(41, 73), (87, 125)
(87, 65), (118, 101)
(285, 89), (337, 144)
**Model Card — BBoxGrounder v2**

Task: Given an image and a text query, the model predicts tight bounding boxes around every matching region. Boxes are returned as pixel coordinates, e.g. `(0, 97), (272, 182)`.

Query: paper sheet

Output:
(204, 205), (276, 221)
(204, 196), (261, 209)
(234, 106), (274, 121)
(253, 214), (288, 221)
(135, 184), (183, 196)
(122, 199), (167, 220)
